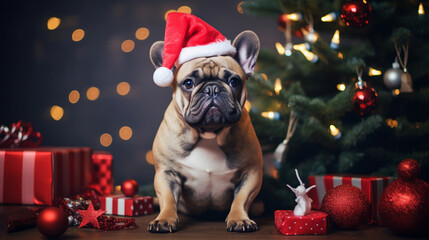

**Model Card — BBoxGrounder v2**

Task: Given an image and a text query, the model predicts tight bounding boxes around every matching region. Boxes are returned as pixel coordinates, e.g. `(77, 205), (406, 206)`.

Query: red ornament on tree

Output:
(37, 207), (68, 238)
(353, 81), (377, 116)
(278, 14), (288, 32)
(340, 0), (372, 27)
(378, 159), (429, 236)
(321, 184), (370, 229)
(121, 179), (139, 197)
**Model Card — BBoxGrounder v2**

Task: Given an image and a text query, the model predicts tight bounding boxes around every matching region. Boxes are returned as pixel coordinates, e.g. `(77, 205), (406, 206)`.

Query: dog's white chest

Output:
(178, 138), (237, 206)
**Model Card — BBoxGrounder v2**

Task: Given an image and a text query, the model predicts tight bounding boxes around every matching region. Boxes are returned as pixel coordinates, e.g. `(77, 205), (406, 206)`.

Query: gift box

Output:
(308, 175), (395, 224)
(275, 210), (327, 235)
(91, 151), (113, 195)
(100, 195), (154, 216)
(0, 147), (92, 205)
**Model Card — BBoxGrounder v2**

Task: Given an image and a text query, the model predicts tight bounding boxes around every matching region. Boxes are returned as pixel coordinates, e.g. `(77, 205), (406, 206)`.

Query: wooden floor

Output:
(2, 212), (426, 240)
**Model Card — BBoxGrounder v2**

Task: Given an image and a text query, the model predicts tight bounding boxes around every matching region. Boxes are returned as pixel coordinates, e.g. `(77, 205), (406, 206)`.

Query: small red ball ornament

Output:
(340, 0), (372, 27)
(378, 159), (429, 236)
(321, 184), (369, 229)
(278, 14), (288, 32)
(353, 81), (377, 116)
(37, 207), (68, 238)
(121, 179), (138, 197)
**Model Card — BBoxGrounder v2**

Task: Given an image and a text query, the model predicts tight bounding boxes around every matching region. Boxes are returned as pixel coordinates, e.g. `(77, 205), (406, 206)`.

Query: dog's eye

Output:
(229, 77), (240, 88)
(183, 79), (194, 89)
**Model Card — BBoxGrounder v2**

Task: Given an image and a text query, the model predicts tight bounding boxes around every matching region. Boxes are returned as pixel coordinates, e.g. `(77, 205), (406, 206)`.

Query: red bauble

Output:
(37, 207), (68, 238)
(397, 158), (421, 181)
(378, 159), (429, 236)
(121, 179), (138, 197)
(340, 0), (372, 27)
(278, 14), (288, 32)
(321, 184), (369, 229)
(353, 83), (377, 116)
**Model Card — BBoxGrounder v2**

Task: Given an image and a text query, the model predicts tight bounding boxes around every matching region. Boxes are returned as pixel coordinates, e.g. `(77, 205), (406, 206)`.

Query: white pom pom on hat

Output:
(153, 12), (236, 87)
(153, 67), (174, 87)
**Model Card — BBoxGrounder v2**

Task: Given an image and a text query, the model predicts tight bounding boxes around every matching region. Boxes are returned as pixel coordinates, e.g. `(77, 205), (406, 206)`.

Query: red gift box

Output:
(308, 175), (395, 224)
(100, 195), (154, 216)
(91, 151), (113, 195)
(0, 147), (92, 205)
(275, 210), (327, 235)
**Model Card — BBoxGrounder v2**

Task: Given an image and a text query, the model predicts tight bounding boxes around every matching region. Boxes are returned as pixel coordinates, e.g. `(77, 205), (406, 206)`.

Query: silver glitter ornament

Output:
(383, 62), (402, 89)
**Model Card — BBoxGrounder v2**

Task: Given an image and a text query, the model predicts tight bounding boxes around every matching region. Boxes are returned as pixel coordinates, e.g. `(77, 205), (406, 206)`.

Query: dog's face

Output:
(150, 31), (260, 133)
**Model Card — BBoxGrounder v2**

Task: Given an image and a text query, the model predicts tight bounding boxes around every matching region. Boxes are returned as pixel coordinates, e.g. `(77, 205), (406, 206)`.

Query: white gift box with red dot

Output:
(274, 210), (328, 235)
(99, 195), (154, 216)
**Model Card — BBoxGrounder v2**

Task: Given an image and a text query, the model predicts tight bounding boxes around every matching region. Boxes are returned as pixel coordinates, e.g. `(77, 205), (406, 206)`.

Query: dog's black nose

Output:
(204, 84), (220, 98)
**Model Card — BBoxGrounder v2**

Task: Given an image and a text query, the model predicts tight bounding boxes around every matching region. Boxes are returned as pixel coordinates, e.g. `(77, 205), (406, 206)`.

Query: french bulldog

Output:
(148, 31), (263, 233)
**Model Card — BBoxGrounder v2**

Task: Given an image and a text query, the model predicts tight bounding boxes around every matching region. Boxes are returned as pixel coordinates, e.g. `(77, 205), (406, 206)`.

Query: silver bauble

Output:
(383, 62), (402, 89)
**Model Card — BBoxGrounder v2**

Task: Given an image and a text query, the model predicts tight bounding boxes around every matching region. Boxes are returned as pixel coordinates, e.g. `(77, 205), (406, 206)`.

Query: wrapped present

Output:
(100, 195), (154, 216)
(91, 151), (113, 195)
(308, 175), (395, 224)
(274, 210), (328, 235)
(0, 147), (92, 205)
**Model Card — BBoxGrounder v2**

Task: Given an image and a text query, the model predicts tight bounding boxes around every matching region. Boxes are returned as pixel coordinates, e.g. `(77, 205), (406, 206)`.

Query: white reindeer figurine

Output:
(286, 169), (316, 216)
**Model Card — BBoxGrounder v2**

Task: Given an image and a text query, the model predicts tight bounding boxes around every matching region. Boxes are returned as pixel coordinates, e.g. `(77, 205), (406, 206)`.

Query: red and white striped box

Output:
(0, 147), (92, 205)
(308, 175), (395, 224)
(91, 151), (113, 195)
(99, 195), (154, 216)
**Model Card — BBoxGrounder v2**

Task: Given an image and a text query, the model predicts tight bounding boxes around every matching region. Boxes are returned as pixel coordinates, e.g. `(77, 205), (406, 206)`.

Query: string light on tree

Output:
(302, 27), (319, 43)
(274, 78), (282, 95)
(330, 30), (340, 49)
(368, 67), (382, 76)
(329, 125), (341, 139)
(321, 12), (338, 22)
(286, 13), (302, 21)
(275, 42), (285, 55)
(261, 111), (280, 120)
(418, 2), (425, 15)
(337, 83), (346, 91)
(293, 45), (318, 63)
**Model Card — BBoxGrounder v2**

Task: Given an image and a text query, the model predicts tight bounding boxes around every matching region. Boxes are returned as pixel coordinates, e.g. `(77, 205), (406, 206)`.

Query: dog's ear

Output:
(232, 31), (260, 79)
(150, 41), (164, 69)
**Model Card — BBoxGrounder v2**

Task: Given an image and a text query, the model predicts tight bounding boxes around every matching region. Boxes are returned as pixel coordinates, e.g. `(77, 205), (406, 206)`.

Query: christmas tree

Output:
(241, 0), (429, 209)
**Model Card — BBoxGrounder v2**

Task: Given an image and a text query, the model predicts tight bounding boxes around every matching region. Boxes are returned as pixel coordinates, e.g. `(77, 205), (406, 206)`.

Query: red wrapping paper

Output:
(91, 151), (113, 195)
(0, 147), (92, 205)
(275, 210), (327, 235)
(100, 195), (154, 216)
(308, 175), (395, 224)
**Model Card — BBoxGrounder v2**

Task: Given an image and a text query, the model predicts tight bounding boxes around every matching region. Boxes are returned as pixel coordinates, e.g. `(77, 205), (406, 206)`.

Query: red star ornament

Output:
(78, 201), (106, 228)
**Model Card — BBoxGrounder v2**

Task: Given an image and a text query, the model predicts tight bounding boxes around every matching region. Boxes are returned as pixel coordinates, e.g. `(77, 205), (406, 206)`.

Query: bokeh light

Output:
(50, 105), (64, 121)
(165, 10), (176, 20)
(237, 2), (245, 14)
(260, 73), (268, 81)
(86, 87), (100, 101)
(116, 82), (130, 96)
(135, 27), (149, 40)
(72, 29), (85, 42)
(337, 83), (346, 91)
(119, 126), (133, 140)
(68, 90), (80, 104)
(121, 40), (135, 53)
(177, 6), (192, 14)
(100, 133), (113, 147)
(47, 17), (61, 30)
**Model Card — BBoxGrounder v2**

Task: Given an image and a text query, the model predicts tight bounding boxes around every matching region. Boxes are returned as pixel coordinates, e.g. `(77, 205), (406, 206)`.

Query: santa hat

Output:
(153, 12), (237, 87)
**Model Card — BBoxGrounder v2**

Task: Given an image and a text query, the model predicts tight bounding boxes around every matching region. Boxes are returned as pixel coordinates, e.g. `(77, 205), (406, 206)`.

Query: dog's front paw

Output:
(226, 218), (258, 232)
(147, 218), (179, 233)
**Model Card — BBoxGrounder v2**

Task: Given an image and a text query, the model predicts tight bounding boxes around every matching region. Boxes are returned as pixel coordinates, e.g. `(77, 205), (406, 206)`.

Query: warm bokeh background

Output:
(0, 0), (281, 186)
